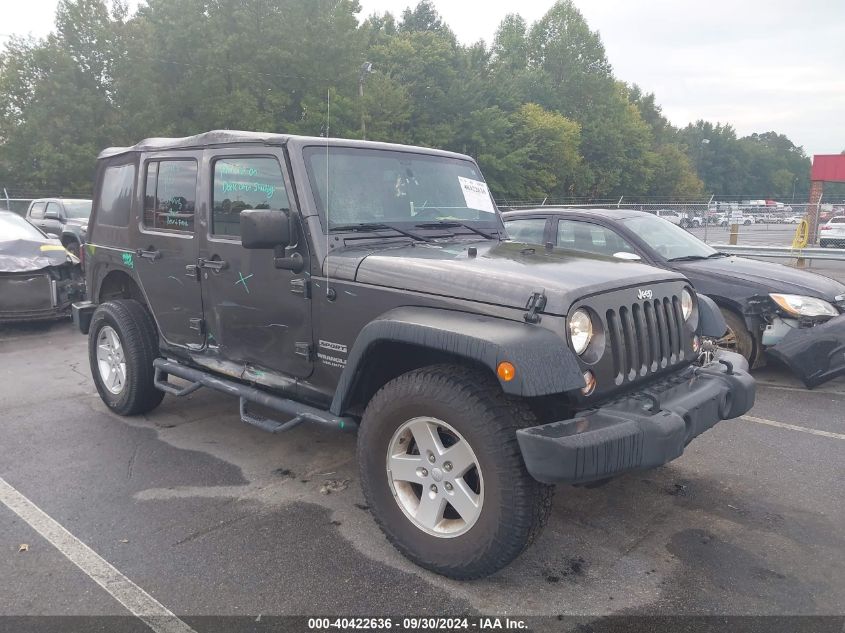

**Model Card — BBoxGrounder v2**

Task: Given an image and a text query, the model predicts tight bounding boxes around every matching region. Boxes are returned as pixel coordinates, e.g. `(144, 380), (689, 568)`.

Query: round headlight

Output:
(569, 309), (593, 355)
(681, 288), (694, 321)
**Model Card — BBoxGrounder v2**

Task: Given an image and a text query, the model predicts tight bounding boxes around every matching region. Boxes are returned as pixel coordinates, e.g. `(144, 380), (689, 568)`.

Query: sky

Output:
(2, 0), (843, 157)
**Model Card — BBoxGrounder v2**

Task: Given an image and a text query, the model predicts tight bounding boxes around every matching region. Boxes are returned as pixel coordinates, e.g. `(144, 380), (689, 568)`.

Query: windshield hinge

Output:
(524, 290), (547, 324)
(290, 278), (311, 298)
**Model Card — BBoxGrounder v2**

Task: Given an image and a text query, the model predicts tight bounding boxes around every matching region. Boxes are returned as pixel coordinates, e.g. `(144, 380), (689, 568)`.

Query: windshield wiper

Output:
(707, 251), (729, 258)
(667, 254), (709, 262)
(328, 223), (431, 242)
(414, 220), (498, 240)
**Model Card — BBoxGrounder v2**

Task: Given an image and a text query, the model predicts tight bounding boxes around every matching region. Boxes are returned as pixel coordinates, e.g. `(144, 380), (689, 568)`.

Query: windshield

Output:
(303, 147), (499, 229)
(63, 200), (92, 219)
(0, 212), (47, 241)
(620, 214), (716, 260)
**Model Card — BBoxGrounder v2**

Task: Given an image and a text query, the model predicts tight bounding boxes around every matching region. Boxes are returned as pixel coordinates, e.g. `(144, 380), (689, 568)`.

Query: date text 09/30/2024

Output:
(307, 617), (528, 630)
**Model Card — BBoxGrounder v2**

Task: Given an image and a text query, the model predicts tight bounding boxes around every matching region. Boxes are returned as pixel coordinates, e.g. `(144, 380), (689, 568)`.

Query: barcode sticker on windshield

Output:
(458, 177), (495, 213)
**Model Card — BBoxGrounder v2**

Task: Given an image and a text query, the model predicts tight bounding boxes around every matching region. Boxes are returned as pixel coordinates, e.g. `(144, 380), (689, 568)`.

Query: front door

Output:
(198, 149), (312, 378)
(41, 201), (64, 238)
(132, 153), (204, 349)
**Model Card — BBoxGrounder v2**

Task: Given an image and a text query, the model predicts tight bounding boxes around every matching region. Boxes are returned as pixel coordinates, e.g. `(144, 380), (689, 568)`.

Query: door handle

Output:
(199, 257), (228, 271)
(136, 247), (162, 261)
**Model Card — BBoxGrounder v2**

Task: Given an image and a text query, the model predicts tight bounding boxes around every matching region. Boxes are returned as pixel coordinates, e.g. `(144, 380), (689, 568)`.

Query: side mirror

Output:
(240, 209), (295, 249)
(613, 251), (641, 261)
(44, 209), (60, 220)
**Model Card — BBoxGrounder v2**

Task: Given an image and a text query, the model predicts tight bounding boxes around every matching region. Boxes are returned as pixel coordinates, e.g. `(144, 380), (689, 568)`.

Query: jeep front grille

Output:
(606, 295), (685, 384)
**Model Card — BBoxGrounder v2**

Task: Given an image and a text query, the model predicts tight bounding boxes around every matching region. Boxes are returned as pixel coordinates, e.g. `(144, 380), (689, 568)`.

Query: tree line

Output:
(0, 0), (818, 202)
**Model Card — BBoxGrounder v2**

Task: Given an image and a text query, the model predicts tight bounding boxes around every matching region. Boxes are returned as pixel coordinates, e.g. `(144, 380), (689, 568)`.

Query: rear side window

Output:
(831, 217), (845, 224)
(143, 160), (197, 233)
(98, 164), (136, 227)
(29, 202), (46, 219)
(211, 157), (289, 237)
(506, 218), (547, 244)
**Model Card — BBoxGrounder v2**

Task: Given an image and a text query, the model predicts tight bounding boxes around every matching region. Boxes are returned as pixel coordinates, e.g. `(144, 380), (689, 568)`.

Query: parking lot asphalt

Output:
(1, 321), (844, 626)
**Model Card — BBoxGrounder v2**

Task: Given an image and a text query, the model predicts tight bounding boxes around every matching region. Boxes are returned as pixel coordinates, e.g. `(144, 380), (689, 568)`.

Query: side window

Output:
(211, 157), (289, 237)
(98, 164), (136, 227)
(29, 202), (46, 219)
(143, 160), (197, 233)
(505, 218), (547, 244)
(557, 220), (635, 257)
(45, 202), (61, 219)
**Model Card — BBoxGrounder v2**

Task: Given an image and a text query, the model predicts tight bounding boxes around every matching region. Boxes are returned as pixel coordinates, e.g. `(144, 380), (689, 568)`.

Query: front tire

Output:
(88, 299), (164, 416)
(64, 239), (80, 258)
(717, 308), (758, 366)
(357, 365), (552, 579)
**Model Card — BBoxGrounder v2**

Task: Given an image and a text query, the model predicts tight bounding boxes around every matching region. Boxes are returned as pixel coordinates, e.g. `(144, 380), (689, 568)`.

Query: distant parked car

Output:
(503, 207), (845, 387)
(653, 209), (682, 225)
(679, 214), (704, 228)
(819, 216), (845, 248)
(26, 198), (92, 257)
(718, 214), (754, 227)
(0, 210), (85, 322)
(758, 213), (782, 224)
(784, 215), (804, 224)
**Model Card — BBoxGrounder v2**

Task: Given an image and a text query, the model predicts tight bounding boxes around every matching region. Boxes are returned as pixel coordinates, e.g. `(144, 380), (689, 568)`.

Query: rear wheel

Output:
(88, 299), (164, 415)
(357, 364), (552, 579)
(717, 309), (757, 366)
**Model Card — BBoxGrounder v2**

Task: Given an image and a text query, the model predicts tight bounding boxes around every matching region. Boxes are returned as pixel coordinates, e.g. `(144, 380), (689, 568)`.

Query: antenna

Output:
(325, 88), (330, 296)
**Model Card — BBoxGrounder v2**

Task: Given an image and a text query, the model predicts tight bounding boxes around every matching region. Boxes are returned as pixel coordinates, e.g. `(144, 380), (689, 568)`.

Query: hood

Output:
(674, 255), (845, 302)
(0, 238), (78, 273)
(328, 239), (686, 315)
(65, 218), (88, 233)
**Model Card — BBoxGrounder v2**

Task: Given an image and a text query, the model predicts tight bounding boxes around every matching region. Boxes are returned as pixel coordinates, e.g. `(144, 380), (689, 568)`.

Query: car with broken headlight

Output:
(503, 207), (845, 387)
(0, 209), (85, 322)
(72, 131), (754, 579)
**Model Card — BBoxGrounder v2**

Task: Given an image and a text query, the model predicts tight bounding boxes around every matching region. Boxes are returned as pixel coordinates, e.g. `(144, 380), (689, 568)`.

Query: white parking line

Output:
(741, 415), (845, 440)
(0, 476), (196, 633)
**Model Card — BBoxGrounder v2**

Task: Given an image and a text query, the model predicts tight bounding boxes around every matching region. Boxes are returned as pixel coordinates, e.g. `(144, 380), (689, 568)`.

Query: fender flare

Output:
(697, 293), (728, 338)
(329, 306), (585, 416)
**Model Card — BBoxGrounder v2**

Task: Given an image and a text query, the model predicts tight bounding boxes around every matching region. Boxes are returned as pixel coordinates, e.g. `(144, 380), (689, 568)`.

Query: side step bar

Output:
(153, 358), (357, 433)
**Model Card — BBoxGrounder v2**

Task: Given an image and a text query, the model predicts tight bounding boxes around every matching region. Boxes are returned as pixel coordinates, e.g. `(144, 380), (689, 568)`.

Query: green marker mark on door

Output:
(235, 272), (254, 293)
(121, 252), (134, 269)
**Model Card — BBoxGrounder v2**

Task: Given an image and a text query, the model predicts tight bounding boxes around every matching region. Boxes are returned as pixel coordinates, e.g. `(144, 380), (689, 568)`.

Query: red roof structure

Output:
(811, 155), (845, 182)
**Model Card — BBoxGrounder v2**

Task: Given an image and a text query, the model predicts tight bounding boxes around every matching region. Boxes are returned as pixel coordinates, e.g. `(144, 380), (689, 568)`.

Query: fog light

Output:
(497, 361), (516, 382)
(692, 335), (701, 353)
(581, 371), (596, 396)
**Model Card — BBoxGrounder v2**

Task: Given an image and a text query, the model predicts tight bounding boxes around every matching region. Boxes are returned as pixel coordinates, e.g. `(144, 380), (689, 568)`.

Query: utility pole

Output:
(359, 62), (373, 140)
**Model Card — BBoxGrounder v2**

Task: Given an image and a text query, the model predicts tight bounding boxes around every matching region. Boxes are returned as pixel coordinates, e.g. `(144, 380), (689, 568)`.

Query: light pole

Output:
(359, 62), (373, 140)
(699, 138), (710, 241)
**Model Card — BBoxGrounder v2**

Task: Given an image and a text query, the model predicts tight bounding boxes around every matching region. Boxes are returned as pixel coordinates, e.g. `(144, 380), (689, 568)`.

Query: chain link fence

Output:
(0, 197), (35, 216)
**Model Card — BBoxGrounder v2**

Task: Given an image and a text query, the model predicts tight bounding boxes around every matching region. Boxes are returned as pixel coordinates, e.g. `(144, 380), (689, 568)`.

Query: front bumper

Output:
(517, 351), (755, 485)
(768, 313), (845, 388)
(0, 271), (84, 323)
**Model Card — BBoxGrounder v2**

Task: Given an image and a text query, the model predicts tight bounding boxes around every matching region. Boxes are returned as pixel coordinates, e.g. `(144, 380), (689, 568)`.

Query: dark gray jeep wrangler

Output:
(73, 131), (754, 579)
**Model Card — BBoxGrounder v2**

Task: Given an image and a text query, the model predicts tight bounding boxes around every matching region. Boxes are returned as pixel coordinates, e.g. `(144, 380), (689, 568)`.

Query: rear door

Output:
(132, 153), (205, 349)
(27, 202), (46, 229)
(198, 149), (313, 378)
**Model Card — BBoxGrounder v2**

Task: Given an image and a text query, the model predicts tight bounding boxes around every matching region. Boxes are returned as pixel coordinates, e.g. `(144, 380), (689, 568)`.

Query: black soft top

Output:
(98, 130), (471, 162)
